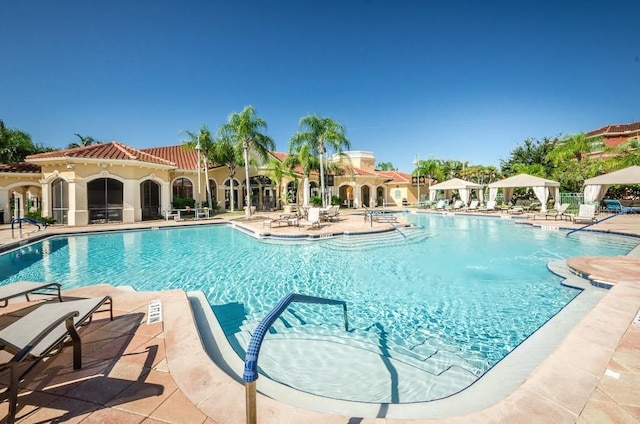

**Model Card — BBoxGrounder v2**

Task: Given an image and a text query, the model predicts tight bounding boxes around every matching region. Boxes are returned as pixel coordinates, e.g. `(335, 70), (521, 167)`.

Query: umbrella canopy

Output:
(583, 166), (640, 202)
(428, 178), (484, 203)
(488, 173), (560, 212)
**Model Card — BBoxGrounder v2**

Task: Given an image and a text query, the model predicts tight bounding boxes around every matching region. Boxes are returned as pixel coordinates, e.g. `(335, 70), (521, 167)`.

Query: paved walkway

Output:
(0, 209), (639, 423)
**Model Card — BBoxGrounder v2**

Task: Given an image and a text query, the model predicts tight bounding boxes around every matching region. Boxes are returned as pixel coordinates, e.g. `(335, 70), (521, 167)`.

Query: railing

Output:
(565, 212), (619, 237)
(243, 293), (349, 424)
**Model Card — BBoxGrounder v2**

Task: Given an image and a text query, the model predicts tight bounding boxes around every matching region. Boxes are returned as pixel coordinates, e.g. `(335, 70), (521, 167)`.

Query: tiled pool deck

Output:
(0, 209), (639, 423)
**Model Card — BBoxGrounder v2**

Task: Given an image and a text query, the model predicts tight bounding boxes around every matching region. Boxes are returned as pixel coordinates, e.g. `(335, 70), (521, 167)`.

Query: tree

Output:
(181, 125), (215, 209)
(67, 133), (99, 149)
(500, 137), (555, 176)
(0, 120), (52, 163)
(210, 134), (241, 212)
(376, 161), (396, 171)
(289, 115), (350, 208)
(415, 158), (444, 191)
(264, 156), (295, 209)
(285, 143), (319, 207)
(219, 105), (274, 218)
(546, 133), (597, 165)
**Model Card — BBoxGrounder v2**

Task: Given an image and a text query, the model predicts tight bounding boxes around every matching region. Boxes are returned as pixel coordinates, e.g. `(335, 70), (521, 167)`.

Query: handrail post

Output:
(245, 380), (257, 424)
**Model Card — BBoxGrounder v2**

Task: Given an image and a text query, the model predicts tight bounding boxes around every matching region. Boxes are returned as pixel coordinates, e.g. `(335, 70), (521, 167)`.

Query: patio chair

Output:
(0, 295), (113, 424)
(533, 203), (570, 221)
(603, 199), (640, 214)
(467, 200), (479, 210)
(434, 200), (446, 210)
(299, 207), (321, 229)
(0, 281), (62, 308)
(324, 205), (340, 222)
(572, 204), (597, 224)
(478, 200), (497, 212)
(452, 200), (464, 210)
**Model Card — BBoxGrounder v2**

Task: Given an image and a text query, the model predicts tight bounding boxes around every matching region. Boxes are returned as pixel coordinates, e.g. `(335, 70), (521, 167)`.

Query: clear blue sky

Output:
(2, 0), (639, 171)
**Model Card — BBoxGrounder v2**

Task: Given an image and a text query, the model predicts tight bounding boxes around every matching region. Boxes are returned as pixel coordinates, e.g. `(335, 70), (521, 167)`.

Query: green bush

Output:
(26, 209), (56, 225)
(331, 195), (341, 206)
(310, 196), (322, 207)
(172, 197), (195, 209)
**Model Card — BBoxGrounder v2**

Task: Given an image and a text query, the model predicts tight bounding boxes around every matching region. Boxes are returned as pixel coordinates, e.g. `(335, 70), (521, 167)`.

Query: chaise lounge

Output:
(0, 281), (62, 307)
(0, 295), (113, 424)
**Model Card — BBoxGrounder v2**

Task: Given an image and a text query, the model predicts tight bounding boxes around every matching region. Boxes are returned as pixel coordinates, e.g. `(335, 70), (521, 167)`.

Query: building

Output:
(0, 142), (415, 226)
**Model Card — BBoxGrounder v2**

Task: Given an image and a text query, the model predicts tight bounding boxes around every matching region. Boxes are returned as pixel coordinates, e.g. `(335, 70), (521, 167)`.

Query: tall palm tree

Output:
(181, 125), (215, 209)
(285, 144), (319, 207)
(210, 134), (241, 212)
(264, 156), (295, 209)
(289, 115), (350, 208)
(219, 105), (274, 218)
(67, 133), (99, 149)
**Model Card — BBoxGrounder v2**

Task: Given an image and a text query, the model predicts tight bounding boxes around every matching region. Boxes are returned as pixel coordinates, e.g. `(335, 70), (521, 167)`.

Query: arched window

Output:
(87, 178), (123, 223)
(172, 177), (193, 200)
(51, 179), (69, 224)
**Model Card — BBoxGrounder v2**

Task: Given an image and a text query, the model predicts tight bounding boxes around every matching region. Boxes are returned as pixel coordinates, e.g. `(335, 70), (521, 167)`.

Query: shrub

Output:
(172, 197), (195, 209)
(310, 196), (322, 207)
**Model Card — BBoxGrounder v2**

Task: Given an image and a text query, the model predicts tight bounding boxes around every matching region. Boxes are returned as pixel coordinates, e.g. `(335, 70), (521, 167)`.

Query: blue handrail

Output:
(242, 293), (348, 383)
(566, 212), (618, 237)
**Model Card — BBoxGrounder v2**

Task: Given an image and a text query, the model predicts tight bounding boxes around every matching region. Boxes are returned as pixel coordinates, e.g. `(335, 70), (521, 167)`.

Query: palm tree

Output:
(289, 115), (350, 208)
(218, 105), (274, 218)
(181, 125), (215, 209)
(264, 156), (295, 209)
(285, 144), (320, 207)
(415, 158), (444, 191)
(546, 133), (598, 165)
(210, 134), (241, 212)
(376, 161), (396, 171)
(67, 133), (99, 149)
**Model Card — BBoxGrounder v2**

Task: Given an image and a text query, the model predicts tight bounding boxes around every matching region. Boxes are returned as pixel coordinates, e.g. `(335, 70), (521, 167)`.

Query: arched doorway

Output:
(376, 186), (385, 207)
(224, 178), (240, 210)
(140, 180), (161, 220)
(249, 175), (274, 211)
(361, 185), (371, 207)
(87, 178), (123, 223)
(286, 181), (298, 205)
(339, 185), (354, 208)
(51, 179), (69, 224)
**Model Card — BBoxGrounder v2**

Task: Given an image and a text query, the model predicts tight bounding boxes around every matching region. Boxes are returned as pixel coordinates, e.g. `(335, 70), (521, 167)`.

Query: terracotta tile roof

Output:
(587, 122), (640, 138)
(140, 145), (201, 170)
(376, 170), (412, 183)
(0, 162), (42, 173)
(27, 142), (176, 167)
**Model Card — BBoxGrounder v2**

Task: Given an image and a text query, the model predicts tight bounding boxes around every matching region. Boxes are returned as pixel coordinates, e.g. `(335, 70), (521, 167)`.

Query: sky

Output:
(2, 0), (639, 172)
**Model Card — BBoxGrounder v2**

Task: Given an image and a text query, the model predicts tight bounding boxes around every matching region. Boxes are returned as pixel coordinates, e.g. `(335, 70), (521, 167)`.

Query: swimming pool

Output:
(0, 213), (637, 403)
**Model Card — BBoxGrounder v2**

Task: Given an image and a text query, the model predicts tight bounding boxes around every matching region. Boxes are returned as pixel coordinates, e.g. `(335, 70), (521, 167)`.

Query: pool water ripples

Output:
(0, 214), (638, 402)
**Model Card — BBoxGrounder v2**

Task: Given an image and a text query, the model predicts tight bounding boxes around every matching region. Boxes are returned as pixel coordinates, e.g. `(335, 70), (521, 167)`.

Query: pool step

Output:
(320, 227), (432, 251)
(233, 310), (484, 381)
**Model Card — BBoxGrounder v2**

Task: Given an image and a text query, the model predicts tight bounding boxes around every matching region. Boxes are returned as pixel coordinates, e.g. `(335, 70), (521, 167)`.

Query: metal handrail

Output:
(243, 293), (348, 424)
(566, 211), (619, 237)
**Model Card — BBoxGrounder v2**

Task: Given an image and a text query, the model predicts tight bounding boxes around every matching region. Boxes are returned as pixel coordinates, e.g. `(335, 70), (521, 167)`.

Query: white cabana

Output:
(488, 173), (560, 212)
(428, 178), (484, 204)
(583, 166), (640, 202)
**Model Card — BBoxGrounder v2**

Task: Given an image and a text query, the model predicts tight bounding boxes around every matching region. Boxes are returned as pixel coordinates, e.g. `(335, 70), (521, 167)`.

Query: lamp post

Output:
(195, 135), (202, 209)
(413, 155), (420, 205)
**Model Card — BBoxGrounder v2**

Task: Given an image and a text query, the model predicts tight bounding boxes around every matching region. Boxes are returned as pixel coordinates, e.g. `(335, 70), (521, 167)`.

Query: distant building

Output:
(586, 121), (640, 158)
(0, 142), (416, 226)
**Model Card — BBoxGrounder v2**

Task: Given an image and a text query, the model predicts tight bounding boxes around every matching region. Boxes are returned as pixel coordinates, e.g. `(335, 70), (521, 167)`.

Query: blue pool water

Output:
(1, 213), (638, 402)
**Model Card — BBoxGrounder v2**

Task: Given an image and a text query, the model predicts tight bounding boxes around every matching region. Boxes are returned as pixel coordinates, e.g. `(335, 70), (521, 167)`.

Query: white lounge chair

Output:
(299, 207), (321, 229)
(0, 281), (62, 307)
(572, 204), (597, 224)
(452, 200), (464, 210)
(533, 203), (570, 221)
(434, 200), (446, 210)
(467, 200), (479, 210)
(479, 200), (497, 212)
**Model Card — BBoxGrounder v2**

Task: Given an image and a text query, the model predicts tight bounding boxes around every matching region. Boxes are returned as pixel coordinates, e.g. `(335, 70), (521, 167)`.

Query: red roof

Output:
(0, 162), (42, 173)
(27, 142), (176, 167)
(141, 145), (200, 169)
(587, 122), (640, 138)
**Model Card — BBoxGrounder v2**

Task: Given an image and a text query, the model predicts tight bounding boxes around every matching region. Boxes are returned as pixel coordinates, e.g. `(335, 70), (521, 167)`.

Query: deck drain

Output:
(147, 299), (163, 324)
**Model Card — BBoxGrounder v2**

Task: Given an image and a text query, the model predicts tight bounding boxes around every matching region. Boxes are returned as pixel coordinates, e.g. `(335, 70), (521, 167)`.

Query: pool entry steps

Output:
(242, 293), (349, 424)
